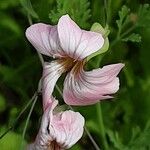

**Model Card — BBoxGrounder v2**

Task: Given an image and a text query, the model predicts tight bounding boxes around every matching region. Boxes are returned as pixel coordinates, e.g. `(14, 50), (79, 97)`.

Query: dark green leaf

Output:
(116, 5), (130, 30)
(49, 0), (91, 28)
(122, 33), (141, 42)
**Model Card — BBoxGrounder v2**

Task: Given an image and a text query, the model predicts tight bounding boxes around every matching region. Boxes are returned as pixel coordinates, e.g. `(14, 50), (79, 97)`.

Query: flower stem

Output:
(20, 93), (38, 149)
(104, 0), (108, 25)
(85, 126), (101, 150)
(96, 102), (109, 150)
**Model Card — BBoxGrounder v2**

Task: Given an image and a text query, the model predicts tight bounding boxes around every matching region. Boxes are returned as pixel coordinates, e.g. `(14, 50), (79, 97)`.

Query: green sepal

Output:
(86, 23), (110, 62)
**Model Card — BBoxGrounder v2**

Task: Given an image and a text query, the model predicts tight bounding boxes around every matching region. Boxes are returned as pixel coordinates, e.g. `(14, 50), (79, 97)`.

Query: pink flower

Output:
(27, 99), (85, 150)
(26, 14), (124, 109)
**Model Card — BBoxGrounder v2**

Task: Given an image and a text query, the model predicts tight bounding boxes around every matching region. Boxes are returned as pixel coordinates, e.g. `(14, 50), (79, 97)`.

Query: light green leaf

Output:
(122, 33), (141, 42)
(0, 128), (27, 150)
(91, 23), (106, 35)
(86, 23), (109, 61)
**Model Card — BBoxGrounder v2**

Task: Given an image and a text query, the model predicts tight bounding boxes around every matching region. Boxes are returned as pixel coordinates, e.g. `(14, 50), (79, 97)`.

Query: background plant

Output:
(0, 0), (150, 149)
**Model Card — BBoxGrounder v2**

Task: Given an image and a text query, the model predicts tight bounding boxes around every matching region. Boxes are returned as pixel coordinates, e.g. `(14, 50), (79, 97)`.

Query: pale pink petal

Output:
(58, 14), (104, 60)
(49, 110), (85, 149)
(42, 61), (65, 110)
(29, 100), (60, 150)
(63, 63), (124, 105)
(26, 23), (65, 58)
(30, 100), (85, 149)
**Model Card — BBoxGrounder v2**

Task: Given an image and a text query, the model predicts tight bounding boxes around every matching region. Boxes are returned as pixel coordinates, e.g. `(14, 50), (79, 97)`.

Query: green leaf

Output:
(91, 23), (106, 35)
(122, 33), (141, 42)
(0, 128), (26, 150)
(127, 121), (150, 149)
(86, 23), (109, 61)
(20, 0), (39, 19)
(107, 129), (125, 150)
(49, 0), (91, 28)
(116, 5), (130, 30)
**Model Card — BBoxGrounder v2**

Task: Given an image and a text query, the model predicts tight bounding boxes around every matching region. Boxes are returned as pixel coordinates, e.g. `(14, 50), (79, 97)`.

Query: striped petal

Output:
(42, 61), (65, 110)
(58, 15), (104, 60)
(26, 23), (66, 58)
(49, 107), (85, 149)
(28, 100), (85, 150)
(63, 63), (124, 105)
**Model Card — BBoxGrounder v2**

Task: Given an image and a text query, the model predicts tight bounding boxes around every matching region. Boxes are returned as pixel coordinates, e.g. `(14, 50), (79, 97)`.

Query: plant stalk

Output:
(96, 102), (109, 150)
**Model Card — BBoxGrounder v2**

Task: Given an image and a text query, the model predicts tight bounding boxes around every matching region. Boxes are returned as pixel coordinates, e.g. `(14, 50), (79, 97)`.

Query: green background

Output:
(0, 0), (150, 149)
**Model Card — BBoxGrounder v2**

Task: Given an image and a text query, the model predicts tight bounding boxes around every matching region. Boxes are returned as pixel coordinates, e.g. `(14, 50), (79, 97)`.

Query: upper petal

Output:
(42, 61), (65, 110)
(58, 15), (104, 60)
(63, 63), (124, 105)
(25, 23), (65, 58)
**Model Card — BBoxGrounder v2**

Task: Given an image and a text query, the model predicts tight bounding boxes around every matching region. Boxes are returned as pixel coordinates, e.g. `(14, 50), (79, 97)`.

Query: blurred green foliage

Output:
(0, 0), (150, 150)
(0, 127), (26, 149)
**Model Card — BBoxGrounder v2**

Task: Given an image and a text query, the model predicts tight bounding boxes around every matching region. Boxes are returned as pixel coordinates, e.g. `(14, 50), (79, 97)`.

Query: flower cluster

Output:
(26, 14), (124, 149)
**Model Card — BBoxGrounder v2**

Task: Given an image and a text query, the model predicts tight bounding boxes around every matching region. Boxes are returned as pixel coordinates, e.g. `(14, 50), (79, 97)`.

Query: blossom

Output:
(27, 99), (85, 150)
(26, 14), (124, 109)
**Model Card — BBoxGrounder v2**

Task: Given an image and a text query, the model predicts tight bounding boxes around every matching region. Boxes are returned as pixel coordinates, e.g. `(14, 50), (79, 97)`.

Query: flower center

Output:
(58, 57), (85, 76)
(48, 141), (61, 150)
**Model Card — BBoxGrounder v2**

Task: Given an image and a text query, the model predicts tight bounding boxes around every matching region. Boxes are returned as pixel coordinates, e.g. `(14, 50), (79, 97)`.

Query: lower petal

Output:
(63, 63), (124, 105)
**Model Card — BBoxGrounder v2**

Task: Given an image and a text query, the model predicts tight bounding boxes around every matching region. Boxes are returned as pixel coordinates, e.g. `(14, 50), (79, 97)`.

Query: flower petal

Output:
(49, 110), (85, 149)
(30, 100), (60, 150)
(63, 63), (124, 105)
(42, 61), (65, 110)
(26, 23), (65, 58)
(32, 100), (85, 149)
(58, 14), (104, 60)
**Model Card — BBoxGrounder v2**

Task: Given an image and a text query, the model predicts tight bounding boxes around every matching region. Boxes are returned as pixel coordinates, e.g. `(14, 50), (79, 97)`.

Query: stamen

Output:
(57, 57), (85, 76)
(48, 141), (61, 150)
(71, 60), (85, 76)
